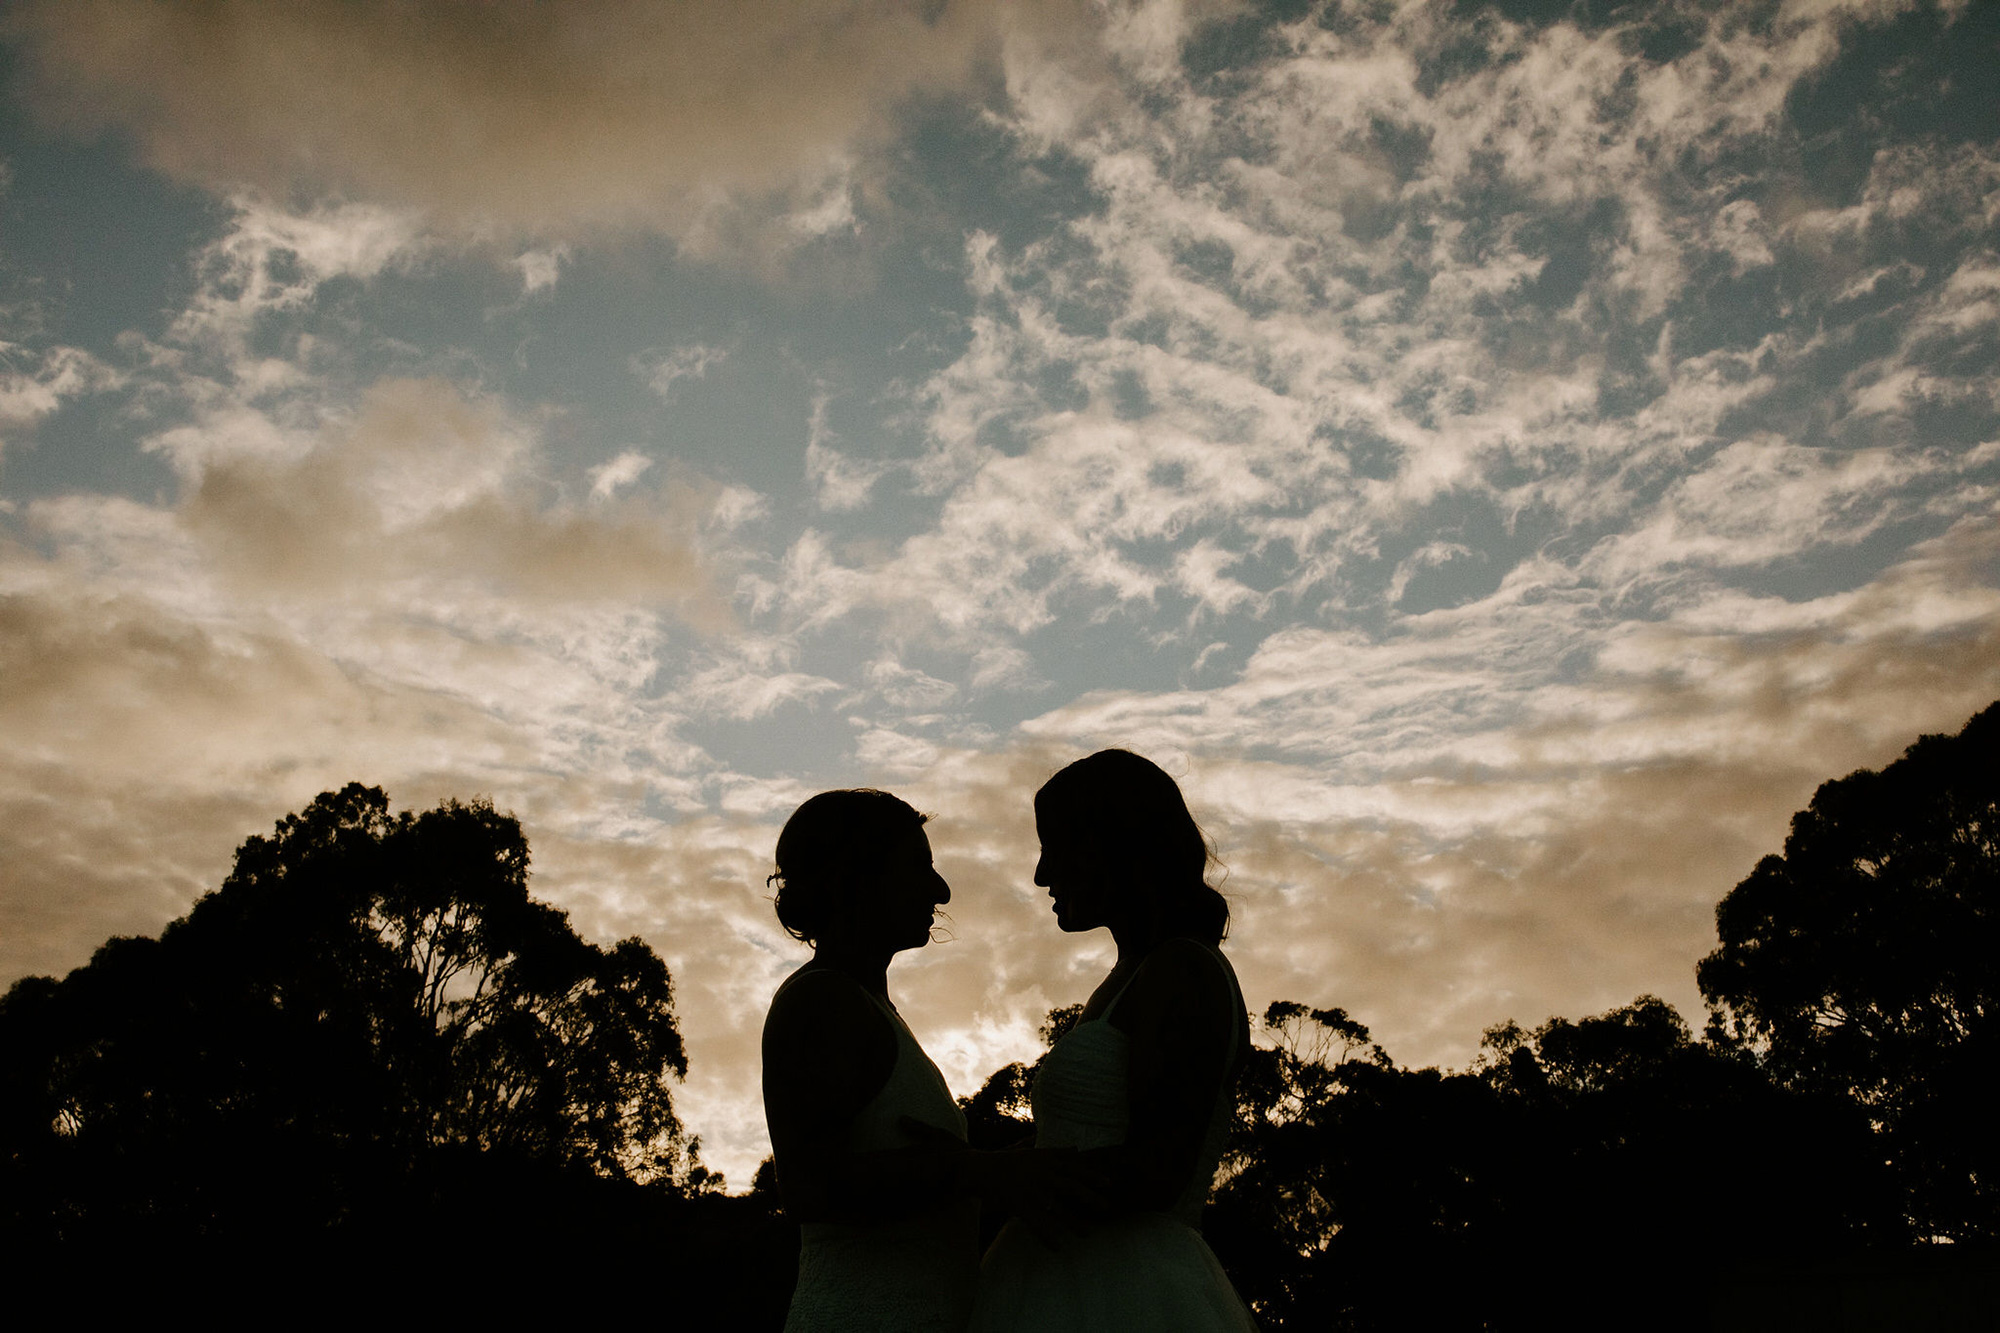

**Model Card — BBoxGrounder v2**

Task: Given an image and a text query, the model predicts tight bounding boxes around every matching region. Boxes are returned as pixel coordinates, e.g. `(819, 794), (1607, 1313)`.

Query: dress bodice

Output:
(768, 968), (978, 1332)
(846, 987), (969, 1153)
(770, 967), (967, 1152)
(1029, 943), (1244, 1228)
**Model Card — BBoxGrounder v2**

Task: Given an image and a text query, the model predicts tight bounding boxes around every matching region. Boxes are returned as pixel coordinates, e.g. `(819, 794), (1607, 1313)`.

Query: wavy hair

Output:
(1035, 749), (1230, 943)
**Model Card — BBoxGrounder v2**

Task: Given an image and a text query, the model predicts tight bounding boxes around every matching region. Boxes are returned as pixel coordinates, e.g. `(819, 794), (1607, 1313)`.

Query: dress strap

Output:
(1103, 964), (1145, 1008)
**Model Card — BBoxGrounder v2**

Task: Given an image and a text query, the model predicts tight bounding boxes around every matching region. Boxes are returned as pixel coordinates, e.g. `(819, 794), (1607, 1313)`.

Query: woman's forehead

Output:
(1033, 801), (1089, 838)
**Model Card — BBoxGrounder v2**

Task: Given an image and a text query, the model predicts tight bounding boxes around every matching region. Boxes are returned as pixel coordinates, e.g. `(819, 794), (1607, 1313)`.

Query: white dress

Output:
(776, 971), (981, 1332)
(969, 945), (1259, 1331)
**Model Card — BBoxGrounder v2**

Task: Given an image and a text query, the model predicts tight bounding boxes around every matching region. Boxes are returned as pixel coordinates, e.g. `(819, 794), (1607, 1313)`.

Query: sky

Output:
(2, 0), (1997, 1187)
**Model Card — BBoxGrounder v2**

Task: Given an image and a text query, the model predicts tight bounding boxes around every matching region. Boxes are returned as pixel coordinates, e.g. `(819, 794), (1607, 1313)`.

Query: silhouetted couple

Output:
(761, 750), (1258, 1331)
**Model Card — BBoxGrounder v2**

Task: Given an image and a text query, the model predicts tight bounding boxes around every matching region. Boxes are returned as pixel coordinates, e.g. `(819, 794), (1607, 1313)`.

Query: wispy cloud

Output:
(634, 343), (731, 403)
(0, 343), (122, 458)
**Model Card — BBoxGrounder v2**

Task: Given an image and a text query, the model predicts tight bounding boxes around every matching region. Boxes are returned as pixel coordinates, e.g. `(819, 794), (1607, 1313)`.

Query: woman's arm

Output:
(1098, 938), (1244, 1211)
(761, 971), (966, 1224)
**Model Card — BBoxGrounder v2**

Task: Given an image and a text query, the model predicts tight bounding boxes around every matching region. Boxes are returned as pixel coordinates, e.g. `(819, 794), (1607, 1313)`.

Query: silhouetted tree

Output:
(1204, 997), (1895, 1331)
(1698, 701), (1999, 1239)
(1205, 1001), (1392, 1316)
(957, 1002), (1085, 1152)
(953, 706), (2000, 1327)
(0, 784), (704, 1244)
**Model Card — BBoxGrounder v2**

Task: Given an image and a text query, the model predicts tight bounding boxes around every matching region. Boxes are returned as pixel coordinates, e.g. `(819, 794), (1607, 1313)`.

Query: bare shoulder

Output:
(762, 967), (894, 1064)
(1146, 937), (1236, 999)
(1112, 938), (1237, 1032)
(762, 965), (898, 1126)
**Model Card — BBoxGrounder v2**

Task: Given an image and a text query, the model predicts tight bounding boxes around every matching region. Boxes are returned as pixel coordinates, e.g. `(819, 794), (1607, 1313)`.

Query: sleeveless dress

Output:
(773, 969), (981, 1332)
(969, 945), (1260, 1331)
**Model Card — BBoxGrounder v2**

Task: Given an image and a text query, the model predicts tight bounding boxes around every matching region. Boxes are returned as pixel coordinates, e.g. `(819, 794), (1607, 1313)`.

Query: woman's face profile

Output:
(1033, 807), (1118, 934)
(866, 825), (950, 951)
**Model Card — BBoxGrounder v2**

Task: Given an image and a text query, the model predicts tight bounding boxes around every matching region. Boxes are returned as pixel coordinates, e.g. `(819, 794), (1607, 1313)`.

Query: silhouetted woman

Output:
(761, 789), (979, 1331)
(970, 750), (1258, 1331)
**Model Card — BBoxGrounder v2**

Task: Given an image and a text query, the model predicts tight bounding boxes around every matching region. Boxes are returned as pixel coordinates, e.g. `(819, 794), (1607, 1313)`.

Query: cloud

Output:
(731, 0), (1998, 656)
(0, 235), (749, 1000)
(969, 643), (1046, 695)
(677, 662), (844, 722)
(868, 657), (959, 710)
(998, 518), (2000, 1060)
(0, 343), (123, 460)
(804, 393), (890, 513)
(634, 344), (730, 403)
(1585, 436), (1954, 584)
(853, 726), (943, 775)
(162, 195), (425, 371)
(0, 567), (533, 979)
(513, 246), (566, 295)
(3, 0), (1079, 250)
(589, 450), (655, 501)
(174, 377), (720, 614)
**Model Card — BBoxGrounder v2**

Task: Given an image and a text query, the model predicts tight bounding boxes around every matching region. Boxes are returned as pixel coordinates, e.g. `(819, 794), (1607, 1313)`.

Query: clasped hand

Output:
(900, 1115), (1112, 1246)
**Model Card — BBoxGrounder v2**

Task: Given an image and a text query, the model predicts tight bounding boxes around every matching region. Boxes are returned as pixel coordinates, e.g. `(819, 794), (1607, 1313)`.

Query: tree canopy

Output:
(1, 783), (706, 1244)
(1698, 701), (1998, 1239)
(1204, 996), (1898, 1331)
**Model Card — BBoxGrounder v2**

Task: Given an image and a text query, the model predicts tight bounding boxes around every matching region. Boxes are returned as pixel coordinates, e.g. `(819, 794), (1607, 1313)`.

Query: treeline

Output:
(2, 706), (1995, 1326)
(967, 993), (1913, 1329)
(1231, 696), (1996, 1326)
(957, 701), (1997, 1327)
(0, 784), (795, 1315)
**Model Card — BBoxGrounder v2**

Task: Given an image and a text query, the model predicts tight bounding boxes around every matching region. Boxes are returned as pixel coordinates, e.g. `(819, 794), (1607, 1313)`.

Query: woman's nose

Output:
(1033, 854), (1048, 886)
(933, 870), (950, 904)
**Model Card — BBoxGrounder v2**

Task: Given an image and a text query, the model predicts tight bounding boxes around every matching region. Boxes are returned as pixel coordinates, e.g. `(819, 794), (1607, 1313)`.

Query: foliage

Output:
(953, 706), (2000, 1327)
(1698, 701), (1999, 1239)
(5, 701), (1993, 1315)
(957, 1002), (1089, 1153)
(0, 783), (703, 1243)
(1204, 997), (1897, 1331)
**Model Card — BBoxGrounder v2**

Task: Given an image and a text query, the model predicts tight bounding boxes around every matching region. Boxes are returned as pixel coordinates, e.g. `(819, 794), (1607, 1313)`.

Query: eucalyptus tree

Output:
(1700, 701), (1999, 1238)
(1, 783), (701, 1241)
